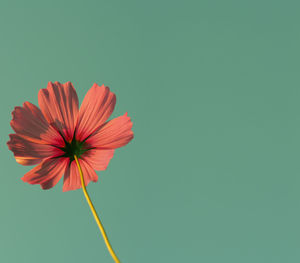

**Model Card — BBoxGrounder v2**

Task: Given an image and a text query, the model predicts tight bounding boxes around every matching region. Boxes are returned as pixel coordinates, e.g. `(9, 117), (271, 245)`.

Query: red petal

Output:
(7, 134), (63, 166)
(63, 158), (98, 192)
(75, 83), (116, 141)
(21, 157), (68, 189)
(85, 113), (134, 149)
(38, 82), (79, 142)
(82, 148), (114, 171)
(10, 101), (62, 146)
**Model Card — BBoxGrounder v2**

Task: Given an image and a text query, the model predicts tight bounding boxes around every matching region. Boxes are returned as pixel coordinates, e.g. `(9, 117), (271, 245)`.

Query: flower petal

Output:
(63, 158), (98, 192)
(10, 101), (62, 145)
(38, 81), (79, 141)
(85, 113), (134, 149)
(21, 157), (68, 190)
(82, 148), (114, 171)
(7, 134), (64, 166)
(75, 83), (116, 141)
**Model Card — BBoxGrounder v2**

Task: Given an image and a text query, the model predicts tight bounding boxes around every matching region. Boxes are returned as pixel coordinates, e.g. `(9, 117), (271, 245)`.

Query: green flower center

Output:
(61, 138), (89, 161)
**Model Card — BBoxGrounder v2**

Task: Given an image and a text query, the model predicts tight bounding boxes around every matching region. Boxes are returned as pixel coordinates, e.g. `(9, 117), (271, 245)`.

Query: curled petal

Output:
(21, 157), (68, 189)
(7, 134), (64, 166)
(38, 81), (79, 141)
(10, 102), (62, 146)
(75, 83), (116, 141)
(85, 113), (134, 149)
(63, 158), (98, 192)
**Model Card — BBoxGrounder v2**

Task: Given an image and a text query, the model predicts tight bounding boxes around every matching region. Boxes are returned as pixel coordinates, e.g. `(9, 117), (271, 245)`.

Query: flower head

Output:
(7, 82), (134, 191)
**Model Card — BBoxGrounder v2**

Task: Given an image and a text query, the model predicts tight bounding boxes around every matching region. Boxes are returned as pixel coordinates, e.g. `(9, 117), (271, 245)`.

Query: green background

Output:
(1, 0), (300, 262)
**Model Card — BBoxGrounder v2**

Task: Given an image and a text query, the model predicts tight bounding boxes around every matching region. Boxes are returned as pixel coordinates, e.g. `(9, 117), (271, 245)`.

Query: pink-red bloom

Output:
(7, 82), (134, 191)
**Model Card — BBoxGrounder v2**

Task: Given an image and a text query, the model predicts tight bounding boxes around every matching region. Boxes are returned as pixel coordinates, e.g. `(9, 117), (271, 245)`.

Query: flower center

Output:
(61, 137), (89, 161)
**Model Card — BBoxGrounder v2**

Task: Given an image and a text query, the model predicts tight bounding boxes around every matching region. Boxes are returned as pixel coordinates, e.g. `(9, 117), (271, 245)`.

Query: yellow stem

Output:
(74, 155), (121, 263)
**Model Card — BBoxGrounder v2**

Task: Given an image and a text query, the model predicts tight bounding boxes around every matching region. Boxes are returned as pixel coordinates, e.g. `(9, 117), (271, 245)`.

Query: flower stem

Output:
(74, 155), (121, 263)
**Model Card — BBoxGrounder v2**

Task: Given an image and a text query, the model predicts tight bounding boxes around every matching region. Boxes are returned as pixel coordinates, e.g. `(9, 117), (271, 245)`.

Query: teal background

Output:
(1, 1), (300, 262)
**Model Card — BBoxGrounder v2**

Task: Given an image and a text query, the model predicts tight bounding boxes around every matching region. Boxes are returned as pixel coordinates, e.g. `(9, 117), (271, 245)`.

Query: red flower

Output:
(7, 82), (134, 192)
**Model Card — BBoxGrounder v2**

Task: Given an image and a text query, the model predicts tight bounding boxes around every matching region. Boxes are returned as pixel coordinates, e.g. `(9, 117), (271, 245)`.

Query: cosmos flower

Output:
(7, 82), (134, 262)
(7, 82), (133, 192)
